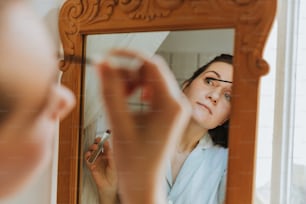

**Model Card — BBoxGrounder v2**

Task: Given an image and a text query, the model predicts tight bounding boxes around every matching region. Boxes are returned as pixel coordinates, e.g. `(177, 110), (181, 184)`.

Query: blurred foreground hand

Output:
(96, 49), (191, 204)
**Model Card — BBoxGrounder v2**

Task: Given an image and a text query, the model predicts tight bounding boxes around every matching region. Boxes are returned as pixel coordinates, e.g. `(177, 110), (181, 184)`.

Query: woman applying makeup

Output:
(86, 53), (233, 204)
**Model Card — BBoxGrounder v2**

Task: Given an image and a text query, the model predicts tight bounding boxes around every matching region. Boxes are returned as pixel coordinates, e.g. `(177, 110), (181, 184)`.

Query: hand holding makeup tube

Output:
(93, 49), (191, 204)
(85, 134), (119, 204)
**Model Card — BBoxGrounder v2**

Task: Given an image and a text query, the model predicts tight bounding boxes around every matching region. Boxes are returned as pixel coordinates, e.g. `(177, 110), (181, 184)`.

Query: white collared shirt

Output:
(166, 134), (228, 204)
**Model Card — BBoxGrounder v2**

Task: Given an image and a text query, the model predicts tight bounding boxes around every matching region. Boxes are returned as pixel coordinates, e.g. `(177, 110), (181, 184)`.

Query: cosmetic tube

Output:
(88, 129), (111, 164)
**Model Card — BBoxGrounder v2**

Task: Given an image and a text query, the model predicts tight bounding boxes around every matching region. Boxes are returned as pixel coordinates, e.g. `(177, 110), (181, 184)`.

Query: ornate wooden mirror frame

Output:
(57, 0), (276, 203)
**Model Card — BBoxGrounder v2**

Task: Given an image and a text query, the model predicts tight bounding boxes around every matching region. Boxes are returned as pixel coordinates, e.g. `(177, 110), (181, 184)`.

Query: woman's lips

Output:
(196, 102), (212, 114)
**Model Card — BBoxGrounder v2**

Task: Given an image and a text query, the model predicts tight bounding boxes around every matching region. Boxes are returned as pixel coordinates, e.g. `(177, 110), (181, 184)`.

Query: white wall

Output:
(254, 21), (277, 204)
(158, 29), (234, 53)
(256, 0), (306, 203)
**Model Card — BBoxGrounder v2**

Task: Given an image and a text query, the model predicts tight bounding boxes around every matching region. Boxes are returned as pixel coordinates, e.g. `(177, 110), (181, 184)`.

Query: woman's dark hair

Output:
(183, 54), (233, 148)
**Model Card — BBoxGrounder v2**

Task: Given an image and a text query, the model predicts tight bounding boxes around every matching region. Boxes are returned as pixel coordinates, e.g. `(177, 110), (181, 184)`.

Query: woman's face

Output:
(183, 61), (233, 130)
(0, 1), (75, 197)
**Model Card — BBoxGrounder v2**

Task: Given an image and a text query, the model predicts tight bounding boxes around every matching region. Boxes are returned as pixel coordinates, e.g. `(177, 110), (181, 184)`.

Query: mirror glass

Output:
(81, 29), (234, 203)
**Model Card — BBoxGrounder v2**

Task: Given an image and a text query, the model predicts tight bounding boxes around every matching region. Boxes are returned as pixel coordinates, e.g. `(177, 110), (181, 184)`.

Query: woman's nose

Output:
(207, 90), (221, 105)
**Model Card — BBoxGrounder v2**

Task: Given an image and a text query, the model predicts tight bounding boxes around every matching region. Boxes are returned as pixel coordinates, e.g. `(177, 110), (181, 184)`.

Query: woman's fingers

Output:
(107, 49), (180, 102)
(94, 137), (101, 144)
(109, 49), (183, 110)
(96, 49), (191, 150)
(103, 141), (116, 169)
(85, 138), (105, 164)
(102, 141), (112, 157)
(84, 151), (92, 161)
(85, 151), (98, 171)
(148, 55), (183, 103)
(97, 62), (134, 139)
(87, 143), (98, 152)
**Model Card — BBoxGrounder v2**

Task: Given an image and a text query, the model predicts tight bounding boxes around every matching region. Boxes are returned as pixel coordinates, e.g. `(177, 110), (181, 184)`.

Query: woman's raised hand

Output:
(96, 49), (191, 204)
(85, 139), (119, 204)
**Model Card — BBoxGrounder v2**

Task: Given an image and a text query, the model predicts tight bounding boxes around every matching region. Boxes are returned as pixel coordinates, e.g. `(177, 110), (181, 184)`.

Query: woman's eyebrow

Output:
(206, 70), (221, 78)
(205, 71), (232, 84)
(206, 77), (232, 84)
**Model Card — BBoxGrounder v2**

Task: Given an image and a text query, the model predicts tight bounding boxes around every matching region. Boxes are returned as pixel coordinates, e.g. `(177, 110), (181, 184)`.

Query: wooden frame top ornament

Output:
(57, 0), (276, 203)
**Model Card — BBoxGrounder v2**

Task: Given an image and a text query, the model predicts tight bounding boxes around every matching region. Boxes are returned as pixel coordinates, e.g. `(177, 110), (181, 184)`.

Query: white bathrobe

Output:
(166, 134), (228, 204)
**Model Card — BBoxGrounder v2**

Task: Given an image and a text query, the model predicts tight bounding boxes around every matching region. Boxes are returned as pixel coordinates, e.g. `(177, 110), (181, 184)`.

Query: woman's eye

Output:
(224, 93), (231, 102)
(204, 78), (214, 86)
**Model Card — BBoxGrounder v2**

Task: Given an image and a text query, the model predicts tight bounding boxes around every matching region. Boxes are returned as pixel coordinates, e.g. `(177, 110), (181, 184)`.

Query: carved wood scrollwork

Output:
(59, 0), (271, 76)
(237, 1), (272, 77)
(58, 0), (276, 204)
(189, 0), (221, 14)
(59, 0), (183, 71)
(118, 0), (183, 20)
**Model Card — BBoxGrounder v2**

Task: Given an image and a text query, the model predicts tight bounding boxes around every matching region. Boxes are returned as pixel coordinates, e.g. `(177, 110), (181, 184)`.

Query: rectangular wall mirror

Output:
(57, 1), (276, 204)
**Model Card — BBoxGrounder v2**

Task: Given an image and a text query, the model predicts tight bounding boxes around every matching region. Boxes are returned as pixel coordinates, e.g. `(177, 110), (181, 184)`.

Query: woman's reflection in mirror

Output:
(86, 53), (233, 204)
